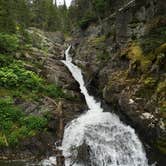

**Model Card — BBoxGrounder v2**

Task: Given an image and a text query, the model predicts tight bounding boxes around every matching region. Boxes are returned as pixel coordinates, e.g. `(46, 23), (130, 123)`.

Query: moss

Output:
(135, 76), (158, 98)
(96, 51), (110, 62)
(108, 70), (132, 90)
(136, 86), (155, 99)
(144, 77), (157, 87)
(159, 106), (166, 114)
(155, 137), (166, 155)
(91, 35), (106, 45)
(127, 43), (152, 72)
(159, 101), (166, 119)
(157, 81), (166, 94)
(155, 43), (166, 55)
(140, 21), (166, 53)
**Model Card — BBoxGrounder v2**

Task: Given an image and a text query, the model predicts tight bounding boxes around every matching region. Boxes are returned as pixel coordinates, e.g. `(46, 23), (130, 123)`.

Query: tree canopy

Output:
(0, 0), (69, 33)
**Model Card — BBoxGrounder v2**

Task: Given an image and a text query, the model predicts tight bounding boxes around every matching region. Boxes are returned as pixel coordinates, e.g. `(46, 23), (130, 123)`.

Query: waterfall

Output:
(60, 46), (149, 166)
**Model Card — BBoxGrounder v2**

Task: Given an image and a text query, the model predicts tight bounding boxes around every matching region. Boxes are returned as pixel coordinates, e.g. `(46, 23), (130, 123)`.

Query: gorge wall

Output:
(70, 0), (166, 165)
(0, 0), (165, 165)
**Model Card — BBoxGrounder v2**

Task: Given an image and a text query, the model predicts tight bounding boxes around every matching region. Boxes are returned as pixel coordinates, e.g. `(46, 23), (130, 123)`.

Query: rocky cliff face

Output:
(70, 0), (166, 165)
(0, 28), (86, 160)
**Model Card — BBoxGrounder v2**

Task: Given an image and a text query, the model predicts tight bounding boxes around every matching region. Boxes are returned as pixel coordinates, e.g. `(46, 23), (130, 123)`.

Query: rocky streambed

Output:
(0, 0), (166, 164)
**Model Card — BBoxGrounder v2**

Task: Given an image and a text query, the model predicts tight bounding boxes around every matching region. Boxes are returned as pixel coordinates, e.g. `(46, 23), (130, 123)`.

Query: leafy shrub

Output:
(0, 62), (43, 90)
(20, 115), (47, 131)
(44, 84), (65, 98)
(0, 98), (21, 123)
(7, 131), (19, 146)
(0, 54), (13, 67)
(0, 33), (19, 53)
(0, 136), (6, 146)
(0, 97), (48, 147)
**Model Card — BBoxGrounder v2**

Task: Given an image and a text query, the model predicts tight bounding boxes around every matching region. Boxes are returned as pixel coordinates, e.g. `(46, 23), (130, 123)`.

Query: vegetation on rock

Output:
(0, 97), (47, 146)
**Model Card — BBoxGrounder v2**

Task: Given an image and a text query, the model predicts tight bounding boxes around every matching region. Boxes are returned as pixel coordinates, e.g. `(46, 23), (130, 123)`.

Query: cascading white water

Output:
(60, 46), (149, 166)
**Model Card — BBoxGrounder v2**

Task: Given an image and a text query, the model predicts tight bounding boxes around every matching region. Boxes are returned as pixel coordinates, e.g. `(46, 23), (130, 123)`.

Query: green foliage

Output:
(144, 77), (157, 87)
(0, 136), (6, 146)
(157, 81), (166, 94)
(0, 0), (71, 33)
(140, 26), (166, 53)
(97, 52), (110, 62)
(0, 0), (16, 33)
(0, 33), (19, 53)
(92, 0), (107, 15)
(0, 62), (43, 90)
(0, 54), (14, 67)
(0, 98), (21, 129)
(68, 0), (113, 28)
(21, 116), (47, 131)
(44, 84), (65, 99)
(156, 137), (166, 155)
(91, 35), (106, 45)
(78, 13), (96, 29)
(0, 97), (48, 147)
(0, 55), (66, 101)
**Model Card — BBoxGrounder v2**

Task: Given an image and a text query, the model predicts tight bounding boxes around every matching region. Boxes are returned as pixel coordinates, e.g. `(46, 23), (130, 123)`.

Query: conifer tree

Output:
(0, 0), (16, 33)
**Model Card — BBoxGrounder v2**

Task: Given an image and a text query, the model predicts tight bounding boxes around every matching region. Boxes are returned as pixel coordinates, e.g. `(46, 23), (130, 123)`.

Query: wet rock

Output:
(45, 31), (65, 45)
(70, 0), (166, 164)
(70, 141), (91, 166)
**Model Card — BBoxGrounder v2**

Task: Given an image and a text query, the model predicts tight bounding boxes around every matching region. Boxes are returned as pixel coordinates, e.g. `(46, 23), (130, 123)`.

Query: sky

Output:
(56, 0), (72, 7)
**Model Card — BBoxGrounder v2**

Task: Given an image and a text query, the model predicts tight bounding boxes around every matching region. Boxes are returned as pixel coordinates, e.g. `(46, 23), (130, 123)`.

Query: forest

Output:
(0, 0), (165, 166)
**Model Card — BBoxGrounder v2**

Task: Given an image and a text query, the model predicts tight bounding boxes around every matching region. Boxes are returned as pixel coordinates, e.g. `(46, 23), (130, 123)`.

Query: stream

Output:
(44, 46), (149, 166)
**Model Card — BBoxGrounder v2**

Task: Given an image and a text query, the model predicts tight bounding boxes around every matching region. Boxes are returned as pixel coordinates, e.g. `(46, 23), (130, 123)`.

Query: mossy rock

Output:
(144, 77), (157, 87)
(126, 43), (152, 72)
(159, 101), (166, 118)
(157, 80), (166, 94)
(88, 35), (106, 47)
(155, 137), (166, 155)
(135, 86), (155, 99)
(155, 43), (166, 55)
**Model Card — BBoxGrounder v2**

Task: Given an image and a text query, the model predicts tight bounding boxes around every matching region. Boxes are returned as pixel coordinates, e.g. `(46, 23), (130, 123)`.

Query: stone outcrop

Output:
(70, 0), (166, 165)
(0, 28), (86, 161)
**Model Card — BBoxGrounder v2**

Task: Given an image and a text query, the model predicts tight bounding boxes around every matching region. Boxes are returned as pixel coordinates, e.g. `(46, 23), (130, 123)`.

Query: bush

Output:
(20, 116), (47, 131)
(0, 33), (19, 53)
(0, 136), (6, 146)
(7, 132), (19, 146)
(0, 62), (43, 90)
(0, 98), (22, 127)
(44, 84), (65, 98)
(0, 97), (48, 147)
(0, 54), (14, 67)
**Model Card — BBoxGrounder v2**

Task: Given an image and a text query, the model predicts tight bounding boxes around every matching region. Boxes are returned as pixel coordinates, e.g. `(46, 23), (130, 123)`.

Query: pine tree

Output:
(14, 0), (31, 29)
(0, 0), (16, 33)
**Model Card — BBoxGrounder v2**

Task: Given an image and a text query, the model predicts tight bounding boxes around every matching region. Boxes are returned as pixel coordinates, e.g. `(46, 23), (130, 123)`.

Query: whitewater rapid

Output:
(59, 46), (149, 166)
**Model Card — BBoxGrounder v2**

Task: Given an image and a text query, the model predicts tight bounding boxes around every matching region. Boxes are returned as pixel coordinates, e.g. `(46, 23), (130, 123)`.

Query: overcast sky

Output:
(56, 0), (72, 7)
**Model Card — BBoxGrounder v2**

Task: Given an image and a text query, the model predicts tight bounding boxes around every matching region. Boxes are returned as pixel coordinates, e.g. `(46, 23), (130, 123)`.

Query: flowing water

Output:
(59, 46), (149, 166)
(44, 46), (149, 166)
